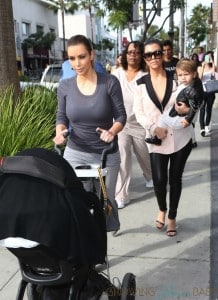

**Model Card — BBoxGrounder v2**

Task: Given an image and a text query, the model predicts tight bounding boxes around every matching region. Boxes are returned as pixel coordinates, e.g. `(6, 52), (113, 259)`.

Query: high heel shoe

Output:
(156, 220), (165, 230)
(166, 219), (177, 237)
(155, 211), (166, 230)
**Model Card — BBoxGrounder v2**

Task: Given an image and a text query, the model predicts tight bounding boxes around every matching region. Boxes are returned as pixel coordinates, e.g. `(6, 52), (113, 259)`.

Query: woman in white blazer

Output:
(133, 39), (193, 237)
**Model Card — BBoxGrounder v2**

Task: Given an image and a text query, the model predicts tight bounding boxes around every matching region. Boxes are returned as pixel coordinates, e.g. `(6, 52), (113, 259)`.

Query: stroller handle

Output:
(96, 128), (118, 169)
(54, 130), (70, 156)
(63, 130), (70, 139)
(101, 136), (118, 169)
(54, 129), (118, 168)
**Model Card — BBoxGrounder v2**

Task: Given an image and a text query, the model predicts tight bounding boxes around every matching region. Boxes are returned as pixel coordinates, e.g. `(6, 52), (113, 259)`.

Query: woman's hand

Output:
(154, 127), (168, 139)
(180, 119), (190, 128)
(53, 129), (69, 145)
(96, 127), (115, 143)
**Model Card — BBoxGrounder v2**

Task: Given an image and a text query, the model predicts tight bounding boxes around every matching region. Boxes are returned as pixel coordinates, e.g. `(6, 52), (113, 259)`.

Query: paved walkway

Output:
(0, 106), (217, 300)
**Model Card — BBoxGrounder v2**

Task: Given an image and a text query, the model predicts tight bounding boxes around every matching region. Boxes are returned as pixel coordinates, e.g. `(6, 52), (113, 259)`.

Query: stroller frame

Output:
(1, 145), (136, 299)
(8, 244), (136, 300)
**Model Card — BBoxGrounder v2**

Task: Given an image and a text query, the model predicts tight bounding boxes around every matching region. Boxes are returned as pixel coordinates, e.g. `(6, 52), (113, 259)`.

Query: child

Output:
(156, 88), (196, 151)
(159, 89), (193, 130)
(169, 59), (204, 124)
(147, 59), (204, 146)
(169, 59), (204, 147)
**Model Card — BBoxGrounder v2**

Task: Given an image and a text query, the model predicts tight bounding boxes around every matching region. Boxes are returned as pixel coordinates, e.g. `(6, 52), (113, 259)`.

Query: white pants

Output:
(115, 131), (152, 202)
(64, 146), (121, 230)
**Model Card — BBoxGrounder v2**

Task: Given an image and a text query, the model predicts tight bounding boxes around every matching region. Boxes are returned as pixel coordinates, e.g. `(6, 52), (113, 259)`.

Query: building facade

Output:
(12, 0), (116, 77)
(13, 0), (61, 76)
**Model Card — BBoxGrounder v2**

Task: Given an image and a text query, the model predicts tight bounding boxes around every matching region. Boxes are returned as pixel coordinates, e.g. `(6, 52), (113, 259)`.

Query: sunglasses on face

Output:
(143, 50), (163, 61)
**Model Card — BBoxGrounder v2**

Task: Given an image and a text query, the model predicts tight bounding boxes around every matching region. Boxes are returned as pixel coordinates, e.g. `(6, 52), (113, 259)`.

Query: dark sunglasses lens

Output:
(144, 51), (162, 60)
(143, 53), (152, 59)
(155, 51), (162, 58)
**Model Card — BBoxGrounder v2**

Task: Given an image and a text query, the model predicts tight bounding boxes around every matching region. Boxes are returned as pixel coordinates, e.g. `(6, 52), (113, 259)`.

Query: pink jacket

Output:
(133, 74), (193, 154)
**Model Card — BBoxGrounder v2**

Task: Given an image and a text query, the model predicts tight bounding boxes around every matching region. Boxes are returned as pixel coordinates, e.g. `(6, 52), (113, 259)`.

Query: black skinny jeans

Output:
(150, 139), (192, 220)
(199, 92), (215, 130)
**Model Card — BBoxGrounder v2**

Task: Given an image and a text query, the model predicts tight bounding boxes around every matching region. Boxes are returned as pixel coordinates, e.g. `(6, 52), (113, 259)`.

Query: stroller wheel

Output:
(120, 273), (136, 300)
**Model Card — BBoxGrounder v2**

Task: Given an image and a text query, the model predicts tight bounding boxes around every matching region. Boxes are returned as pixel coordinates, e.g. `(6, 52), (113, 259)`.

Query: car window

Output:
(44, 67), (62, 83)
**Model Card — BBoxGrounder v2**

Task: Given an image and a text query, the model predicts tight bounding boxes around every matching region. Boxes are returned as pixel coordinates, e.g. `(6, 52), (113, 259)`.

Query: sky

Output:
(123, 1), (211, 44)
(154, 0), (211, 30)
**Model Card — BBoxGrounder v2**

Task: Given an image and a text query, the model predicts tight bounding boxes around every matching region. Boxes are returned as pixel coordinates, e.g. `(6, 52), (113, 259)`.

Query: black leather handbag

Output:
(145, 135), (162, 145)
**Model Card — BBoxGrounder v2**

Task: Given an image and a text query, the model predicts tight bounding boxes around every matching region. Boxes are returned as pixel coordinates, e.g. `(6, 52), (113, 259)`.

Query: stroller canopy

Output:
(0, 148), (107, 265)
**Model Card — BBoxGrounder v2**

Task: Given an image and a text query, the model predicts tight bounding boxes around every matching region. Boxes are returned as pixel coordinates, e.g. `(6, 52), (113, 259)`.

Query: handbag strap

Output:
(97, 166), (107, 200)
(97, 167), (112, 215)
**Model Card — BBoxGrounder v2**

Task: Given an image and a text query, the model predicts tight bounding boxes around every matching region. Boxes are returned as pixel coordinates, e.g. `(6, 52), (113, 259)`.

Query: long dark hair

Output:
(144, 38), (163, 51)
(122, 41), (146, 71)
(203, 50), (214, 68)
(67, 34), (93, 54)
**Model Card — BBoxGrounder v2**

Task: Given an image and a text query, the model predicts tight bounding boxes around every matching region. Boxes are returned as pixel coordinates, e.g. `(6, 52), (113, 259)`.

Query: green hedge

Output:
(0, 86), (57, 156)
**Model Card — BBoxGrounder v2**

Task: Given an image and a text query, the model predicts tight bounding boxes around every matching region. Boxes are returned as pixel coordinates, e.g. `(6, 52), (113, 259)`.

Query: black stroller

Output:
(0, 148), (136, 299)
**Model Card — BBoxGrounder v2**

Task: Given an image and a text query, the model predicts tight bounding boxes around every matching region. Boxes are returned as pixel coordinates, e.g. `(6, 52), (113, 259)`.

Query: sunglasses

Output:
(143, 50), (163, 61)
(126, 50), (141, 56)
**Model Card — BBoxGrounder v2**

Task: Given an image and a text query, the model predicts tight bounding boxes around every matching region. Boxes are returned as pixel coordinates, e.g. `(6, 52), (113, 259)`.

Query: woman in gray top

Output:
(53, 35), (126, 233)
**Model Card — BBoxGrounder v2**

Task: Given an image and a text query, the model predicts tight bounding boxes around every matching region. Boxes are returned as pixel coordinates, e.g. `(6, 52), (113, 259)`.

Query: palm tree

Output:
(107, 10), (129, 53)
(22, 30), (56, 68)
(105, 0), (185, 41)
(48, 0), (78, 58)
(78, 0), (103, 42)
(0, 0), (20, 96)
(104, 0), (137, 52)
(187, 4), (211, 48)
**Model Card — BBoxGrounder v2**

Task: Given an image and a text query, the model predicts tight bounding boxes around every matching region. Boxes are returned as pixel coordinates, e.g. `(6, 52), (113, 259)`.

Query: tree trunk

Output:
(88, 4), (94, 42)
(0, 0), (20, 96)
(168, 2), (174, 41)
(142, 0), (148, 41)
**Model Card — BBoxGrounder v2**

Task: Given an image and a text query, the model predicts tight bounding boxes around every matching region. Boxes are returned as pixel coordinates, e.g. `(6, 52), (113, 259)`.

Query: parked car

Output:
(40, 64), (62, 90)
(20, 81), (39, 90)
(20, 64), (62, 91)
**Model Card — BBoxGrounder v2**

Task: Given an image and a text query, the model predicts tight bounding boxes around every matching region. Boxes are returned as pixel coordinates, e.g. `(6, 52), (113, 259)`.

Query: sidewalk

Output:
(0, 108), (217, 300)
(106, 115), (213, 300)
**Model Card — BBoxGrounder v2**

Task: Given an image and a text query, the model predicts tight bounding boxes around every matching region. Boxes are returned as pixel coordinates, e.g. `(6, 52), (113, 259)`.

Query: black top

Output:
(163, 57), (179, 76)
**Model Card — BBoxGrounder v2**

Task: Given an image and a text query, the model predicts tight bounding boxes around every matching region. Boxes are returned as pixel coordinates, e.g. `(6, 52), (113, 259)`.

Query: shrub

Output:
(0, 86), (57, 156)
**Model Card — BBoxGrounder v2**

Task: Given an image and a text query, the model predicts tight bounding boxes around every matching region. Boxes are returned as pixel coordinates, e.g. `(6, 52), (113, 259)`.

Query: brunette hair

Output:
(144, 38), (163, 51)
(203, 50), (214, 68)
(162, 39), (173, 49)
(122, 41), (146, 71)
(67, 34), (93, 54)
(191, 53), (199, 61)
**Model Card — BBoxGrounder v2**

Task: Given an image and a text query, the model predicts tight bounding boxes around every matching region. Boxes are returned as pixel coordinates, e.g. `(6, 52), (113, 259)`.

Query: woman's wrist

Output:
(108, 130), (115, 136)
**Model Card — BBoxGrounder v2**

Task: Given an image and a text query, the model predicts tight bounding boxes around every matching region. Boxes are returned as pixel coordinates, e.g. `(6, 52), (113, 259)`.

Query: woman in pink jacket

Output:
(133, 39), (193, 237)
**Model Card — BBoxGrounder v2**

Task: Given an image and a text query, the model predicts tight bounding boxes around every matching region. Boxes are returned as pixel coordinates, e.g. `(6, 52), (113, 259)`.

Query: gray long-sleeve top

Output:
(56, 72), (126, 154)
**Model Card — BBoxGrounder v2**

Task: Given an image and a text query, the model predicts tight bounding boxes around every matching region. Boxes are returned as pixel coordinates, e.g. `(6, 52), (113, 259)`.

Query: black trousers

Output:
(150, 139), (192, 219)
(199, 92), (215, 130)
